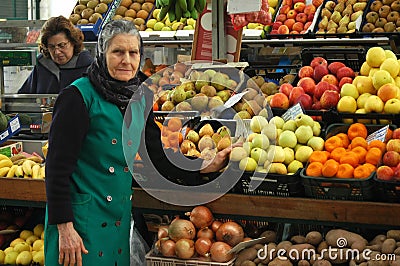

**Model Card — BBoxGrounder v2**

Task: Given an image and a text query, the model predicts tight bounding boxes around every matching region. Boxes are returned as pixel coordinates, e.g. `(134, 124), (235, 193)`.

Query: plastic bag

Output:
(130, 218), (150, 266)
(230, 0), (272, 30)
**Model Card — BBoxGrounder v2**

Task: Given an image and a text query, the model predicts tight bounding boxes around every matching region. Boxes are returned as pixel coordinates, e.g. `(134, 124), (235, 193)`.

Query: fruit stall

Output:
(0, 0), (400, 265)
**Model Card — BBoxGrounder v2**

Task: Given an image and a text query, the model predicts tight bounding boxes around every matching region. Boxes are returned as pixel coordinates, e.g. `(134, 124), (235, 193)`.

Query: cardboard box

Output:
(0, 141), (23, 157)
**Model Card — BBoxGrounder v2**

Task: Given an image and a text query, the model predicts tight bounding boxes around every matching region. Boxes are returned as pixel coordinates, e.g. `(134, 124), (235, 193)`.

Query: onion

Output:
(210, 241), (233, 263)
(161, 239), (176, 257)
(175, 239), (195, 259)
(186, 206), (214, 229)
(216, 221), (245, 247)
(195, 237), (213, 257)
(168, 219), (196, 241)
(157, 225), (169, 240)
(211, 220), (223, 232)
(197, 227), (214, 240)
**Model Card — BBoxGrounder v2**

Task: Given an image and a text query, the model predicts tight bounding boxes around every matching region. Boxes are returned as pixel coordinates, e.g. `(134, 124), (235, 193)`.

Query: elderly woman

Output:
(18, 15), (93, 94)
(44, 19), (233, 266)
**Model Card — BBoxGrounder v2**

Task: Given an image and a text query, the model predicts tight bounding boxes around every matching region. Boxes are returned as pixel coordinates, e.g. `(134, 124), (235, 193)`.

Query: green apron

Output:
(44, 77), (145, 265)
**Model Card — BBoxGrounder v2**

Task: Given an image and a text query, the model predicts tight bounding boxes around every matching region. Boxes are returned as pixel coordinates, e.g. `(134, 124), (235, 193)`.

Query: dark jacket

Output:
(18, 50), (93, 94)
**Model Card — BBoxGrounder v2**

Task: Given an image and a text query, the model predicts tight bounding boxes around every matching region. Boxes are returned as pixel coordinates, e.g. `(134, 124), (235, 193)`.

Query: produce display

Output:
(361, 0), (400, 33)
(376, 127), (400, 181)
(0, 153), (45, 179)
(69, 0), (114, 25)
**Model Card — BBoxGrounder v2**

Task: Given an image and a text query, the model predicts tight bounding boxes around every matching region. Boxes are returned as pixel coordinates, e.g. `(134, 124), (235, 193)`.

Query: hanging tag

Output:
(224, 91), (248, 108)
(227, 0), (261, 14)
(281, 103), (304, 121)
(366, 125), (389, 143)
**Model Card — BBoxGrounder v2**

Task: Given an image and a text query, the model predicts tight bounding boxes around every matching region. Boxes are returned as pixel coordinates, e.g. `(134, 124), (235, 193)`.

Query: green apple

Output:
(256, 166), (267, 173)
(267, 145), (285, 163)
(337, 96), (357, 113)
(278, 130), (297, 148)
(251, 147), (269, 165)
(380, 57), (400, 78)
(295, 125), (314, 144)
(384, 98), (400, 114)
(239, 157), (258, 172)
(372, 70), (393, 90)
(230, 147), (249, 162)
(283, 147), (295, 165)
(294, 143), (304, 152)
(242, 141), (253, 155)
(287, 160), (303, 174)
(364, 95), (384, 113)
(294, 114), (314, 128)
(340, 83), (359, 99)
(252, 133), (270, 149)
(268, 162), (287, 175)
(269, 116), (285, 129)
(312, 121), (321, 137)
(261, 123), (277, 141)
(282, 120), (297, 132)
(295, 146), (314, 163)
(357, 93), (372, 109)
(250, 115), (268, 133)
(307, 136), (325, 151)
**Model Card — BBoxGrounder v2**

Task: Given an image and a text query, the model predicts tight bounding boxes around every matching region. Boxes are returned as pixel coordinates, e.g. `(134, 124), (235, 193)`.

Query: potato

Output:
(397, 242), (400, 248)
(240, 260), (256, 266)
(382, 239), (397, 254)
(277, 241), (293, 253)
(352, 239), (367, 252)
(259, 230), (277, 244)
(287, 243), (315, 262)
(387, 230), (400, 241)
(367, 244), (382, 252)
(395, 247), (400, 255)
(306, 231), (323, 246)
(253, 244), (264, 251)
(235, 247), (258, 266)
(390, 260), (400, 266)
(268, 257), (293, 266)
(259, 243), (277, 264)
(317, 241), (328, 254)
(298, 259), (310, 266)
(325, 229), (367, 248)
(291, 235), (307, 244)
(312, 259), (332, 266)
(370, 235), (387, 246)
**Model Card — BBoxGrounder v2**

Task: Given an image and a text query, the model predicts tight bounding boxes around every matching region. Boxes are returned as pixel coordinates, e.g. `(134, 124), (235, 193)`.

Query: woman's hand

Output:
(57, 222), (88, 266)
(200, 141), (243, 173)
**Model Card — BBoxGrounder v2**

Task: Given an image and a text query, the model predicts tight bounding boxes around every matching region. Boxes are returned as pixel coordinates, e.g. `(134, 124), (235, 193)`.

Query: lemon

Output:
(33, 224), (44, 238)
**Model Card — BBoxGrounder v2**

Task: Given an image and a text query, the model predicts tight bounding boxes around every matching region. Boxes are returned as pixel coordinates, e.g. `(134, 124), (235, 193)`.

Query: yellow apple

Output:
(337, 96), (357, 113)
(340, 83), (359, 99)
(383, 98), (400, 114)
(359, 61), (372, 76)
(353, 76), (376, 95)
(364, 95), (384, 113)
(357, 93), (372, 109)
(368, 67), (379, 78)
(380, 58), (400, 78)
(372, 70), (393, 90)
(366, 47), (386, 67)
(385, 49), (397, 60)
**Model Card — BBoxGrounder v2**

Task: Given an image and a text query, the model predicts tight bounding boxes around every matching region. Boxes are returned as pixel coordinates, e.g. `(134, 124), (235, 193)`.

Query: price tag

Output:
(366, 125), (389, 143)
(224, 91), (248, 108)
(227, 0), (261, 14)
(0, 115), (21, 143)
(281, 103), (304, 121)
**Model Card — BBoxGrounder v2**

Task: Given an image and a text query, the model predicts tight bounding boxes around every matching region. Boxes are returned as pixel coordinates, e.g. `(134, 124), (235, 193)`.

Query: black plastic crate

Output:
(244, 64), (301, 84)
(300, 47), (366, 72)
(153, 111), (199, 124)
(325, 109), (400, 126)
(325, 123), (397, 139)
(374, 176), (400, 203)
(301, 168), (375, 201)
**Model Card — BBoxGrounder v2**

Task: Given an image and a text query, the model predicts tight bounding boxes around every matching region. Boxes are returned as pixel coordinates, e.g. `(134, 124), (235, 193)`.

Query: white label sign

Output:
(227, 0), (261, 14)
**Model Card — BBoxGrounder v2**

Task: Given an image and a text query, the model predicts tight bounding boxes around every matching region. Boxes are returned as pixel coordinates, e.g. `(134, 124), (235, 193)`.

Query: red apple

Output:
(304, 4), (316, 16)
(313, 64), (329, 82)
(296, 93), (313, 109)
(314, 81), (331, 100)
(287, 10), (298, 19)
(338, 77), (353, 89)
(296, 13), (308, 23)
(304, 21), (312, 30)
(290, 30), (300, 34)
(269, 92), (290, 109)
(312, 101), (322, 110)
(289, 86), (305, 106)
(270, 29), (279, 34)
(310, 56), (328, 68)
(279, 5), (291, 14)
(298, 66), (314, 78)
(293, 0), (305, 3)
(272, 21), (283, 30)
(297, 77), (316, 95)
(312, 0), (323, 7)
(328, 61), (346, 75)
(392, 128), (400, 139)
(383, 151), (400, 167)
(275, 14), (287, 22)
(321, 74), (339, 86)
(376, 165), (395, 181)
(307, 12), (315, 21)
(279, 83), (294, 97)
(292, 21), (304, 32)
(284, 18), (296, 30)
(328, 83), (340, 93)
(320, 90), (340, 109)
(282, 0), (293, 6)
(294, 2), (306, 12)
(336, 66), (356, 80)
(387, 139), (400, 153)
(277, 24), (290, 34)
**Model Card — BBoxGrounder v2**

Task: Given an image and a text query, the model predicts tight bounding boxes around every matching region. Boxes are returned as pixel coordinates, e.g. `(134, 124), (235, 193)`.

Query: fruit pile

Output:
(0, 153), (45, 179)
(362, 0), (400, 33)
(270, 0), (321, 35)
(376, 128), (400, 181)
(155, 0), (205, 22)
(154, 205), (243, 263)
(111, 0), (155, 30)
(69, 0), (113, 25)
(145, 10), (196, 31)
(230, 114), (323, 175)
(315, 0), (367, 34)
(0, 223), (45, 265)
(305, 123), (388, 179)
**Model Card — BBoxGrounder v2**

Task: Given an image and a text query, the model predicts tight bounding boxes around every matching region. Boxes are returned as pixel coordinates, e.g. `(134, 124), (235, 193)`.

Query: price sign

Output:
(281, 103), (304, 121)
(366, 125), (389, 143)
(224, 91), (248, 108)
(227, 0), (261, 14)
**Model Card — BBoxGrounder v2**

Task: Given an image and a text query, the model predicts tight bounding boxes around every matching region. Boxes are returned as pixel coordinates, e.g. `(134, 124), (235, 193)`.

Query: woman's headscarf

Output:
(87, 19), (144, 108)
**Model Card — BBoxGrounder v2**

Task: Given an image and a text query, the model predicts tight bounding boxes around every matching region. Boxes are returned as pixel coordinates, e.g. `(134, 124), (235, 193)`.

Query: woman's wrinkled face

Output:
(105, 33), (140, 82)
(47, 33), (74, 65)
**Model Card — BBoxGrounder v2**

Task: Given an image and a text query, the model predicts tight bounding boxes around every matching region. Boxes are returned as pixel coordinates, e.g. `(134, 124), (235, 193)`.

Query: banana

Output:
(158, 5), (170, 21)
(10, 154), (27, 162)
(187, 0), (195, 11)
(175, 1), (182, 21)
(0, 167), (10, 177)
(195, 0), (206, 13)
(6, 165), (18, 178)
(0, 158), (13, 168)
(191, 9), (198, 19)
(28, 156), (44, 164)
(178, 0), (187, 12)
(40, 166), (46, 179)
(0, 154), (10, 161)
(32, 164), (41, 179)
(22, 160), (36, 176)
(15, 165), (24, 178)
(13, 158), (26, 166)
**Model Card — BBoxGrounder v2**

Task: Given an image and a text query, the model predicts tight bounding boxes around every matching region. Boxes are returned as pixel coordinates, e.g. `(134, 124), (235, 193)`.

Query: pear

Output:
(217, 136), (232, 151)
(353, 2), (367, 12)
(170, 87), (186, 104)
(327, 20), (339, 31)
(318, 16), (329, 30)
(189, 70), (202, 81)
(337, 25), (348, 33)
(200, 147), (217, 160)
(325, 0), (336, 11)
(175, 101), (192, 112)
(333, 2), (345, 13)
(342, 4), (353, 16)
(339, 14), (350, 27)
(331, 11), (342, 24)
(351, 11), (363, 21)
(321, 8), (332, 19)
(211, 133), (222, 145)
(195, 73), (210, 92)
(217, 126), (231, 138)
(348, 21), (356, 30)
(211, 72), (227, 91)
(217, 90), (231, 102)
(327, 27), (337, 33)
(186, 148), (201, 157)
(190, 93), (208, 111)
(198, 135), (215, 152)
(208, 96), (224, 110)
(186, 130), (200, 144)
(199, 123), (214, 138)
(185, 90), (196, 99)
(180, 139), (196, 154)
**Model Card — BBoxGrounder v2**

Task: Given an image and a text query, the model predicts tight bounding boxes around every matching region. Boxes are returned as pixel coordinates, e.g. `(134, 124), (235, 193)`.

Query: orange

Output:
(330, 147), (346, 162)
(153, 102), (159, 111)
(306, 162), (323, 177)
(365, 147), (382, 166)
(354, 165), (373, 179)
(351, 146), (367, 164)
(155, 120), (163, 130)
(167, 117), (182, 132)
(324, 136), (344, 152)
(364, 163), (377, 173)
(336, 133), (350, 148)
(385, 128), (393, 143)
(347, 123), (368, 140)
(322, 159), (339, 178)
(336, 163), (354, 178)
(339, 151), (359, 168)
(309, 151), (330, 164)
(350, 137), (368, 150)
(368, 139), (386, 153)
